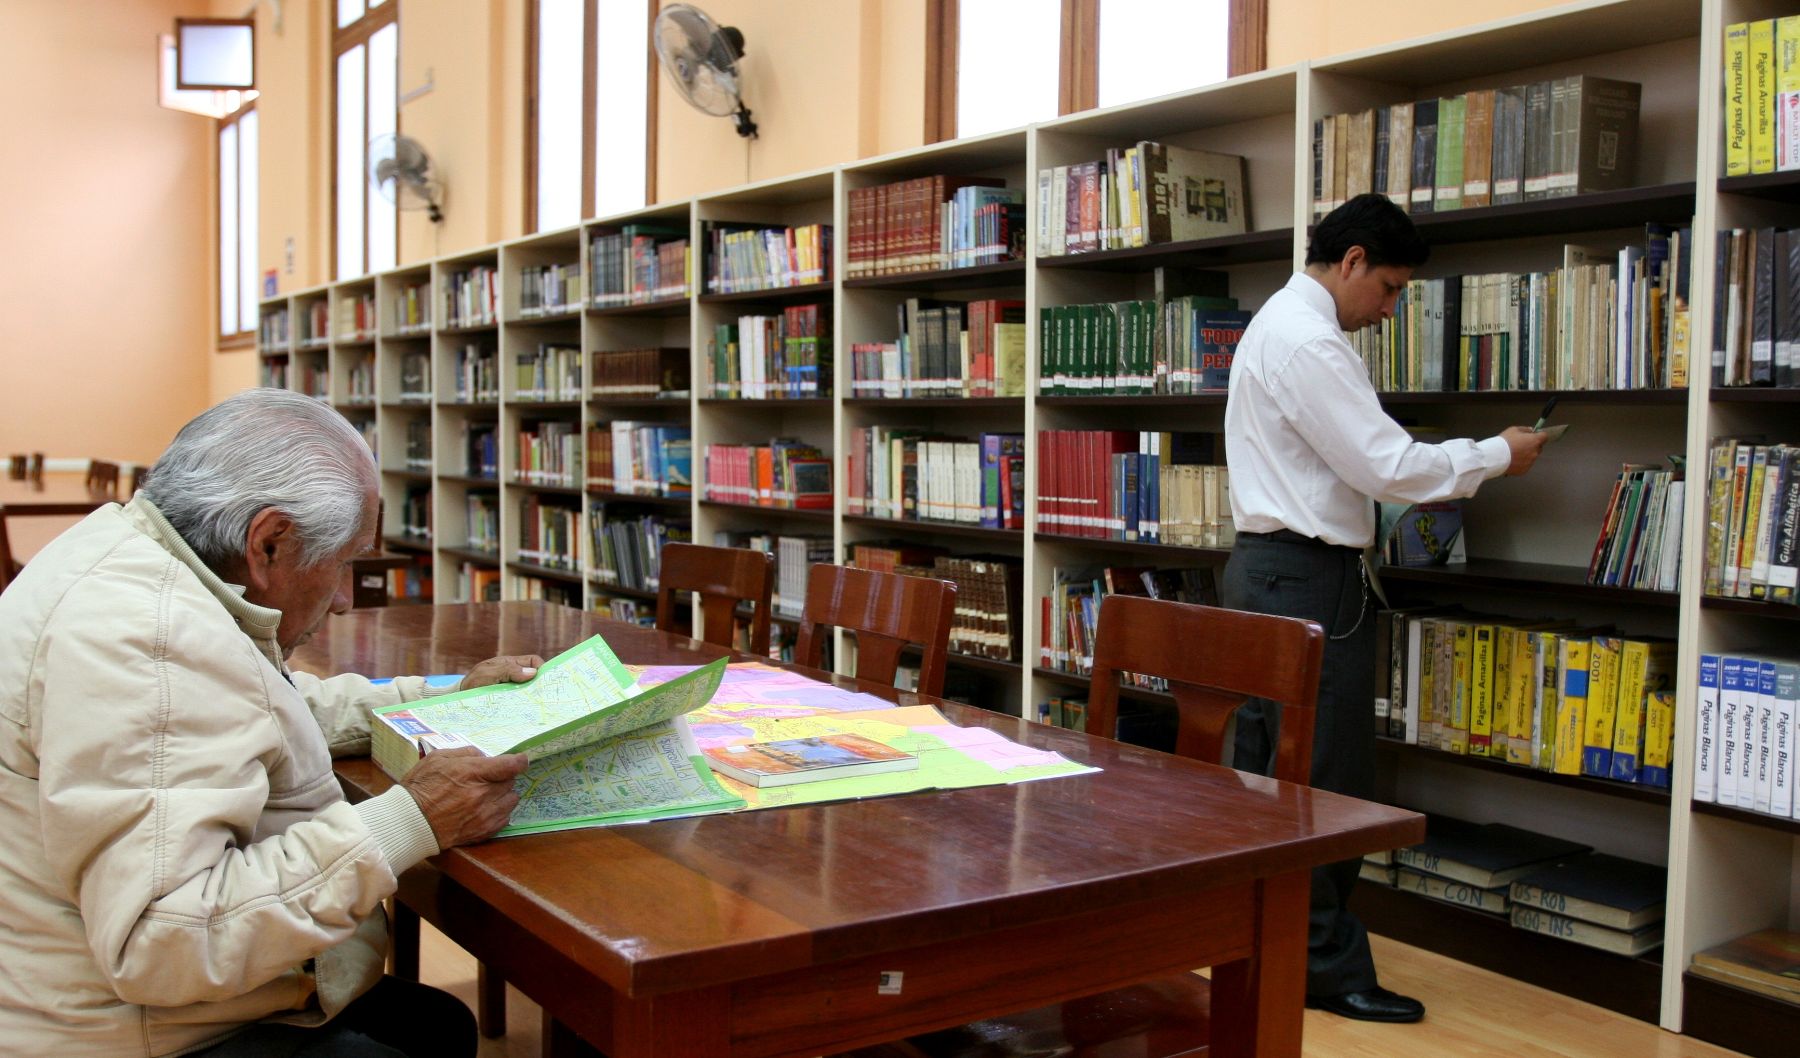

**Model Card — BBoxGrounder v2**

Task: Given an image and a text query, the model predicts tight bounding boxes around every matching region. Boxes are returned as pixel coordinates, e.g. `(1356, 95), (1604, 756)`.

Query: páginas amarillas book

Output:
(370, 635), (739, 834)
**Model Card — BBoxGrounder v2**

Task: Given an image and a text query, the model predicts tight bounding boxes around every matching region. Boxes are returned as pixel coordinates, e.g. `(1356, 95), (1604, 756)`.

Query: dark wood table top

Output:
(298, 602), (1423, 1001)
(0, 475), (115, 515)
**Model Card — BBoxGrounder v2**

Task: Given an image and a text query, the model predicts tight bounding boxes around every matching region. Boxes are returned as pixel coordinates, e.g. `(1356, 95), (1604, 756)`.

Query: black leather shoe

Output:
(1306, 986), (1425, 1023)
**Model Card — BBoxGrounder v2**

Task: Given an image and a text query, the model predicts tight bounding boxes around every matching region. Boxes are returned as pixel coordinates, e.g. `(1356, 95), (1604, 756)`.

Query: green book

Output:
(1434, 95), (1466, 211)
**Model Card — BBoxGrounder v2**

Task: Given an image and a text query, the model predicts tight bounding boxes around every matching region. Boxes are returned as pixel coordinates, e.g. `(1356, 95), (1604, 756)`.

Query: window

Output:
(334, 1), (397, 278)
(928, 0), (1266, 142)
(527, 0), (656, 232)
(218, 104), (258, 342)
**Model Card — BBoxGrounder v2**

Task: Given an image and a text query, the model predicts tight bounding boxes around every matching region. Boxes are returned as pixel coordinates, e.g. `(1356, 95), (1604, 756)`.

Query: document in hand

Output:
(370, 635), (742, 834)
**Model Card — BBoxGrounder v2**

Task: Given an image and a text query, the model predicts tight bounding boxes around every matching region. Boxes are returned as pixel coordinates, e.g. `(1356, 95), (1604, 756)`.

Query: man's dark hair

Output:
(1306, 193), (1430, 268)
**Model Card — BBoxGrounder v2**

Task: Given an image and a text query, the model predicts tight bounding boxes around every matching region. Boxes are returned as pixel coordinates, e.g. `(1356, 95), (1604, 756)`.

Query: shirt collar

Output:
(1287, 271), (1343, 334)
(122, 495), (288, 669)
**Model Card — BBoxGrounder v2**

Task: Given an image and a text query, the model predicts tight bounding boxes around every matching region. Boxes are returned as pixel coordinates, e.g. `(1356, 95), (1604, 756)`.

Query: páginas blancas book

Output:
(703, 733), (918, 788)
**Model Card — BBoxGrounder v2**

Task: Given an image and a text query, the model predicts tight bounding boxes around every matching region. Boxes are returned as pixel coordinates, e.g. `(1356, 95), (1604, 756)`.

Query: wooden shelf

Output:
(589, 579), (660, 603)
(1710, 387), (1800, 403)
(842, 513), (1023, 542)
(841, 259), (1027, 291)
(843, 630), (1024, 676)
(437, 321), (498, 336)
(438, 546), (500, 565)
(586, 488), (692, 509)
(1351, 881), (1662, 1023)
(586, 393), (694, 408)
(1389, 183), (1697, 246)
(381, 468), (433, 481)
(505, 309), (583, 326)
(697, 500), (834, 521)
(841, 396), (1025, 409)
(1379, 559), (1680, 607)
(1700, 596), (1800, 621)
(1378, 388), (1689, 405)
(1037, 393), (1227, 407)
(1035, 227), (1294, 272)
(438, 474), (500, 487)
(1718, 170), (1800, 203)
(509, 399), (582, 410)
(586, 295), (691, 317)
(696, 396), (833, 407)
(381, 535), (432, 554)
(697, 280), (833, 305)
(1033, 531), (1230, 562)
(1683, 970), (1800, 1058)
(1688, 798), (1800, 837)
(382, 398), (434, 409)
(508, 480), (581, 496)
(1374, 737), (1671, 806)
(507, 560), (583, 585)
(1032, 666), (1178, 707)
(438, 400), (499, 411)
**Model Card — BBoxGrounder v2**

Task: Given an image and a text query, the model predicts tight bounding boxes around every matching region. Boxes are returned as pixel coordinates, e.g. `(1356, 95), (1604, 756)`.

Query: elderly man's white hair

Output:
(140, 388), (376, 570)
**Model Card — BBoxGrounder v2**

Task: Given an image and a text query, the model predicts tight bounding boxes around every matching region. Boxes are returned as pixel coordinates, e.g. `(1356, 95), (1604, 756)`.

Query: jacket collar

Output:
(122, 495), (288, 671)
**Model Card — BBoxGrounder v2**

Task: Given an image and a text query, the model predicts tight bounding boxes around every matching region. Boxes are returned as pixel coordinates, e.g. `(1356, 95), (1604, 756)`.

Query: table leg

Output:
(1209, 871), (1309, 1058)
(390, 899), (420, 981)
(477, 962), (508, 1038)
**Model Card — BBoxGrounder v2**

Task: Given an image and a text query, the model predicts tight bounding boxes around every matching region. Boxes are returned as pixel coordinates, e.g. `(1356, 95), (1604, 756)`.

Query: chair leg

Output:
(477, 961), (508, 1039)
(390, 899), (420, 981)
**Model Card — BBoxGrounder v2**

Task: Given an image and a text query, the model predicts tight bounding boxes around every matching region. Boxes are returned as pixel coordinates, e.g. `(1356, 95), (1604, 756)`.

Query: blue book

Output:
(1192, 310), (1254, 389)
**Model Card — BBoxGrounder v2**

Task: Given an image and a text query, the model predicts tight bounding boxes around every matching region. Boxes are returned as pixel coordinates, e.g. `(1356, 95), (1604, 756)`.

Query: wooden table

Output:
(298, 602), (1423, 1058)
(0, 475), (115, 516)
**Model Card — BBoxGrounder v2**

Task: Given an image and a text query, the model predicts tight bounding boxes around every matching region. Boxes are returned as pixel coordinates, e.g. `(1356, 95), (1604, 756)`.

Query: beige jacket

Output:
(0, 497), (443, 1056)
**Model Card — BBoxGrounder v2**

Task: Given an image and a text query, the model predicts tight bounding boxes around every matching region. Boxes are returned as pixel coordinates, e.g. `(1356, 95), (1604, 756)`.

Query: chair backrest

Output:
(126, 464), (146, 498)
(6, 456), (24, 481)
(86, 460), (120, 500)
(794, 564), (957, 697)
(1086, 594), (1325, 785)
(655, 542), (775, 657)
(0, 505), (15, 590)
(27, 453), (44, 486)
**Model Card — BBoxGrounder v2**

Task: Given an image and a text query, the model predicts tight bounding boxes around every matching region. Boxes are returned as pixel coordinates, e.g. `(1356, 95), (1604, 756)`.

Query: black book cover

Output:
(1713, 229), (1733, 386)
(1374, 106), (1391, 199)
(1399, 817), (1592, 886)
(1410, 99), (1439, 215)
(1440, 275), (1463, 391)
(1511, 853), (1667, 919)
(1779, 229), (1799, 387)
(1753, 226), (1776, 384)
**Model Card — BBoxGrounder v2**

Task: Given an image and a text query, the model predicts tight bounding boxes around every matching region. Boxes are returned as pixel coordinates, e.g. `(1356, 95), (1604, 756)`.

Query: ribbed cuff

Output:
(353, 785), (441, 874)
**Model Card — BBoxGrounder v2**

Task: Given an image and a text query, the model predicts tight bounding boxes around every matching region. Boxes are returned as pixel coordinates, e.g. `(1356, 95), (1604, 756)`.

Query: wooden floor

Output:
(420, 924), (1750, 1058)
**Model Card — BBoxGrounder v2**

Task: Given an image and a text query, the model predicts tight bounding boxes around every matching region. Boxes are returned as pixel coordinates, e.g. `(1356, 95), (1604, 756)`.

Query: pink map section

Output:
(631, 663), (898, 744)
(915, 725), (1072, 771)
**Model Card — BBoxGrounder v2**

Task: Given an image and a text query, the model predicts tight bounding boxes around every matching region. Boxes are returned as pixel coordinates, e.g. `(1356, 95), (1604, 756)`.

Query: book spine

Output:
(1728, 23), (1753, 177)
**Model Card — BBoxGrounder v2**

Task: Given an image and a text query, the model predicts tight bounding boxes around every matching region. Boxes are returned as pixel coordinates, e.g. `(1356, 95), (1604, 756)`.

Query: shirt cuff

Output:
(353, 785), (441, 875)
(1477, 435), (1514, 480)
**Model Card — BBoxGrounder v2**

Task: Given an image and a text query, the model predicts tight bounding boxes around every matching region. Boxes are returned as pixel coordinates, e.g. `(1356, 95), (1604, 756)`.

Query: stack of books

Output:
(336, 291), (375, 338)
(1703, 439), (1800, 602)
(587, 510), (689, 593)
(1690, 929), (1800, 1002)
(714, 531), (830, 618)
(517, 494), (580, 571)
(398, 351), (431, 401)
(1723, 18), (1800, 177)
(443, 264), (498, 327)
(514, 420), (582, 487)
(887, 554), (1022, 663)
(1390, 818), (1590, 921)
(1039, 295), (1251, 396)
(462, 423), (498, 480)
(391, 281), (430, 334)
(1693, 653), (1800, 819)
(399, 485), (430, 541)
(464, 492), (499, 554)
(845, 429), (1024, 529)
(259, 306), (291, 348)
(452, 344), (499, 402)
(1508, 853), (1667, 957)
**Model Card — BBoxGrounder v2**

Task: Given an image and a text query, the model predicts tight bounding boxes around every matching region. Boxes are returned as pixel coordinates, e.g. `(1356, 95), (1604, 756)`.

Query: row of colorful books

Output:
(585, 423), (692, 497)
(590, 347), (689, 399)
(1039, 295), (1250, 396)
(844, 428), (1024, 529)
(336, 291), (375, 339)
(260, 358), (288, 390)
(1036, 142), (1248, 256)
(1379, 612), (1677, 787)
(517, 493), (581, 571)
(705, 306), (830, 399)
(515, 420), (581, 487)
(457, 562), (502, 603)
(260, 306), (290, 347)
(1711, 227), (1800, 388)
(345, 353), (376, 402)
(384, 555), (432, 602)
(452, 344), (499, 403)
(845, 175), (1022, 277)
(1369, 819), (1665, 957)
(396, 484), (430, 540)
(1353, 228), (1694, 392)
(848, 297), (1027, 399)
(517, 263), (581, 317)
(1723, 17), (1800, 176)
(464, 492), (499, 553)
(1585, 462), (1685, 592)
(703, 221), (830, 294)
(589, 227), (691, 307)
(461, 423), (497, 480)
(296, 360), (328, 400)
(1036, 430), (1233, 547)
(886, 551), (1021, 663)
(1039, 565), (1220, 681)
(515, 344), (581, 401)
(701, 441), (831, 510)
(443, 265), (498, 328)
(588, 509), (689, 594)
(1693, 653), (1800, 818)
(392, 281), (430, 334)
(1703, 439), (1800, 603)
(298, 299), (331, 344)
(1311, 76), (1641, 219)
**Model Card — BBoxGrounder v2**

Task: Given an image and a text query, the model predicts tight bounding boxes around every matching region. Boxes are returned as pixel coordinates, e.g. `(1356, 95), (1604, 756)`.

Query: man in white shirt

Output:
(1223, 193), (1547, 1023)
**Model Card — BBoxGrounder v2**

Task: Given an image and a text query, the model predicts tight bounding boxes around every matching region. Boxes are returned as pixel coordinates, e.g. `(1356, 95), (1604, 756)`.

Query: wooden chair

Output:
(27, 453), (44, 486)
(6, 455), (24, 481)
(86, 460), (120, 501)
(0, 505), (18, 591)
(654, 542), (775, 656)
(839, 595), (1325, 1058)
(794, 564), (957, 697)
(126, 464), (146, 498)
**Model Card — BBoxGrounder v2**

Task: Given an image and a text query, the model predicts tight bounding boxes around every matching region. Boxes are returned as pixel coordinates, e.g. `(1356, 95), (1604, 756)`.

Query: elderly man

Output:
(0, 389), (534, 1057)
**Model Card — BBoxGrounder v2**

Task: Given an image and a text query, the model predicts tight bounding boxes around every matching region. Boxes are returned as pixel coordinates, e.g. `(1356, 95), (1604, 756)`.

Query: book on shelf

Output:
(1392, 817), (1590, 890)
(1509, 853), (1666, 932)
(1509, 904), (1663, 956)
(1712, 228), (1800, 387)
(588, 509), (690, 593)
(1036, 143), (1246, 256)
(1780, 17), (1800, 172)
(1359, 859), (1399, 887)
(461, 423), (498, 481)
(1584, 462), (1685, 592)
(590, 347), (690, 398)
(514, 343), (582, 401)
(848, 175), (1020, 277)
(706, 305), (831, 398)
(1317, 75), (1638, 219)
(845, 428), (1023, 529)
(1035, 694), (1088, 732)
(1036, 429), (1230, 546)
(444, 264), (499, 327)
(850, 298), (1027, 399)
(586, 422), (692, 497)
(711, 530), (830, 619)
(866, 552), (1022, 663)
(701, 733), (918, 788)
(1377, 500), (1466, 567)
(336, 290), (375, 338)
(464, 491), (500, 553)
(515, 419), (581, 487)
(398, 484), (431, 540)
(1690, 929), (1800, 1003)
(259, 305), (291, 348)
(1040, 564), (1218, 681)
(517, 262), (582, 317)
(589, 225), (690, 306)
(1703, 440), (1800, 601)
(1692, 653), (1798, 818)
(385, 556), (433, 603)
(513, 574), (581, 607)
(702, 440), (832, 509)
(391, 279), (431, 333)
(453, 343), (499, 402)
(300, 299), (330, 344)
(517, 493), (581, 572)
(703, 220), (830, 293)
(1397, 867), (1508, 915)
(398, 350), (431, 399)
(370, 635), (739, 833)
(458, 561), (501, 602)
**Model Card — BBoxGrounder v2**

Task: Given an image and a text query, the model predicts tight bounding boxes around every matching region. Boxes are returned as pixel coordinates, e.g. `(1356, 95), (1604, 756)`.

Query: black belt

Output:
(1237, 528), (1362, 555)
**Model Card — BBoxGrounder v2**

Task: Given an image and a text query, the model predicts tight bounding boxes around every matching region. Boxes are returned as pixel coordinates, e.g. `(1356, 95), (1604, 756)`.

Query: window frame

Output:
(331, 0), (399, 279)
(524, 0), (659, 233)
(217, 99), (258, 348)
(925, 0), (1267, 143)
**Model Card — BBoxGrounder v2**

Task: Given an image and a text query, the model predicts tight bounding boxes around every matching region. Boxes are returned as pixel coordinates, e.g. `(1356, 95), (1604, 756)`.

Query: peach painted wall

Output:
(1267, 0), (1572, 67)
(0, 0), (213, 464)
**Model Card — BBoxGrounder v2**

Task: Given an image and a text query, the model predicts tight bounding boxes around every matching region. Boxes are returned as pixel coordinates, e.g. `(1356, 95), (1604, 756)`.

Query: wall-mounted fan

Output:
(368, 132), (444, 223)
(654, 3), (757, 139)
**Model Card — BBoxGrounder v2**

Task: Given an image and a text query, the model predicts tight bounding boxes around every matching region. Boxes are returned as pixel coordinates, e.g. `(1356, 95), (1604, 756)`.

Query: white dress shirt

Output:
(1225, 272), (1513, 548)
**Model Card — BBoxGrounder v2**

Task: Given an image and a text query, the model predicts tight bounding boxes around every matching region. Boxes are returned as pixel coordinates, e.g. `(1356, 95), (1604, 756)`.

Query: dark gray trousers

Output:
(1222, 531), (1379, 998)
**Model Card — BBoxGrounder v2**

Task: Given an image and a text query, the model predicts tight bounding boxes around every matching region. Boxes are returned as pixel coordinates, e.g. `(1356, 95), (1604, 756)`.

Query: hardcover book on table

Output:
(702, 733), (919, 788)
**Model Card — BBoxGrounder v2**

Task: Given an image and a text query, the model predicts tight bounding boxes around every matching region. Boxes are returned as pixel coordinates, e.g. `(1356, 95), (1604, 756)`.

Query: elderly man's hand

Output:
(457, 654), (545, 691)
(400, 748), (529, 848)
